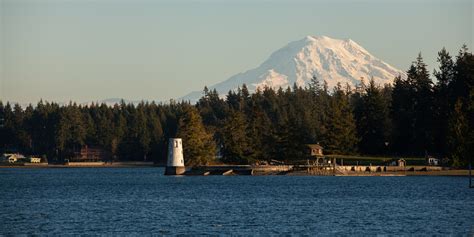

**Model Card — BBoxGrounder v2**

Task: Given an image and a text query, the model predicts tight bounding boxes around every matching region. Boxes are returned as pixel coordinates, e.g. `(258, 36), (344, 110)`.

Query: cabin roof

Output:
(307, 144), (323, 149)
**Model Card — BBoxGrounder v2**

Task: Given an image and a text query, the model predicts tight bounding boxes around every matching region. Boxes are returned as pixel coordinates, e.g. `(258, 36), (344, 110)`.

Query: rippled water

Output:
(0, 168), (473, 235)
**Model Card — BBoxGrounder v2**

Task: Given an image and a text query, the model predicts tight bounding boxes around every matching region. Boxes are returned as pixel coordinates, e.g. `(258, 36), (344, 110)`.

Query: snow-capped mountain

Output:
(181, 36), (405, 102)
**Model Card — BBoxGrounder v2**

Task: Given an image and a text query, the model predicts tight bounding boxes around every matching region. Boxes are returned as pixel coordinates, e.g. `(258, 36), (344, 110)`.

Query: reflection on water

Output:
(0, 168), (473, 235)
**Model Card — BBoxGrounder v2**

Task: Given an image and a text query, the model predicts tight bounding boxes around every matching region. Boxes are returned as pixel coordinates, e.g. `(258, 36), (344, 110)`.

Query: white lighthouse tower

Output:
(165, 138), (185, 175)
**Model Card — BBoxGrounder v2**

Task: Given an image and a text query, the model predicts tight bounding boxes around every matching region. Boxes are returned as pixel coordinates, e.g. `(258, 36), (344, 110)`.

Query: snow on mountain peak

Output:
(181, 36), (405, 102)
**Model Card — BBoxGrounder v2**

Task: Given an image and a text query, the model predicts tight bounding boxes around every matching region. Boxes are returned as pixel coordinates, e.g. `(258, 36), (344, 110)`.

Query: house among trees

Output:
(29, 157), (42, 163)
(307, 144), (324, 157)
(427, 157), (440, 166)
(72, 146), (111, 162)
(397, 159), (406, 167)
(388, 158), (406, 167)
(1, 153), (26, 163)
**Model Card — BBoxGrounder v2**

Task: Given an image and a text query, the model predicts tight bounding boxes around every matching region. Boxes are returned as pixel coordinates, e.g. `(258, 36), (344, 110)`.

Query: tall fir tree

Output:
(246, 98), (274, 161)
(447, 45), (474, 166)
(324, 84), (358, 154)
(354, 79), (391, 155)
(55, 103), (86, 159)
(146, 103), (164, 162)
(411, 53), (435, 155)
(176, 106), (216, 166)
(221, 110), (252, 164)
(391, 75), (415, 155)
(433, 48), (455, 156)
(447, 99), (468, 167)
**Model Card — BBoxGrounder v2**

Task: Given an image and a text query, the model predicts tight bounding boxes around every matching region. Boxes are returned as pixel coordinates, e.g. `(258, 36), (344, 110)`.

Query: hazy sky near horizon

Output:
(1, 0), (472, 104)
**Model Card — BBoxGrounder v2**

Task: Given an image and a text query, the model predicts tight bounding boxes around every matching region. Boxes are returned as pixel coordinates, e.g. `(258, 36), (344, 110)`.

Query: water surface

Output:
(0, 168), (473, 235)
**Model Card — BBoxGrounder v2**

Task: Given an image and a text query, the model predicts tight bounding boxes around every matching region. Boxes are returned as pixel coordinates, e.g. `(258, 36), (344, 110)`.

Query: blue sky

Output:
(1, 0), (472, 104)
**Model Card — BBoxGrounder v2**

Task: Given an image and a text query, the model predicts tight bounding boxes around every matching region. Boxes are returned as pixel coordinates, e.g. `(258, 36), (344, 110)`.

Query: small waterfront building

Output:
(307, 144), (324, 156)
(1, 153), (26, 163)
(29, 157), (42, 163)
(72, 146), (111, 162)
(427, 157), (439, 166)
(398, 159), (406, 167)
(388, 158), (406, 167)
(165, 138), (185, 175)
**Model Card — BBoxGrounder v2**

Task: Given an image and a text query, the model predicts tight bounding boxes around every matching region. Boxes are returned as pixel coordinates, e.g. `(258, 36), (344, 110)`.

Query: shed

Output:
(307, 144), (324, 156)
(397, 158), (406, 167)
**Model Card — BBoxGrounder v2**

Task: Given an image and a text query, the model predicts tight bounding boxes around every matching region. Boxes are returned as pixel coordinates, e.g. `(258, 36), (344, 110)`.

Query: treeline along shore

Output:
(1, 46), (473, 167)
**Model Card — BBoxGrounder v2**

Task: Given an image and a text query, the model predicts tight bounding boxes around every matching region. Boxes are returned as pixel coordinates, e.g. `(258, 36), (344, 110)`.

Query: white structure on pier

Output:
(165, 138), (185, 175)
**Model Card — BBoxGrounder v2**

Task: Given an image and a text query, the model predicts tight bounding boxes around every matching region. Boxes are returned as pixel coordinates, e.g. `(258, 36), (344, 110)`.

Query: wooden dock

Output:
(185, 163), (448, 176)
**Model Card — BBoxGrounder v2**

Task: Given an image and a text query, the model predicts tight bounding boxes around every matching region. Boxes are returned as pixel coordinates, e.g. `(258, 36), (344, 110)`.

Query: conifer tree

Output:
(11, 104), (32, 152)
(391, 75), (415, 155)
(447, 45), (474, 166)
(308, 75), (321, 93)
(146, 104), (164, 162)
(448, 99), (468, 167)
(433, 48), (455, 156)
(324, 84), (358, 154)
(354, 80), (391, 155)
(111, 105), (126, 160)
(246, 99), (273, 161)
(0, 103), (14, 151)
(118, 103), (150, 161)
(176, 106), (216, 166)
(221, 110), (251, 163)
(55, 103), (86, 159)
(411, 54), (435, 155)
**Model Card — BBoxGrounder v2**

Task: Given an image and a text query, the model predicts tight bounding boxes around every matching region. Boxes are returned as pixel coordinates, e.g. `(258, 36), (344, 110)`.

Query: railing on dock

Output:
(306, 165), (335, 176)
(295, 159), (338, 176)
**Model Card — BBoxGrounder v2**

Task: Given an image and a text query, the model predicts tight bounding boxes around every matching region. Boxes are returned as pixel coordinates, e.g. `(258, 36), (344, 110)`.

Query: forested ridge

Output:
(1, 47), (473, 167)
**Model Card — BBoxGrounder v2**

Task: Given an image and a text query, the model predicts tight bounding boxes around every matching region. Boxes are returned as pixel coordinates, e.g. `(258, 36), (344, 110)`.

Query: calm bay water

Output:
(0, 168), (473, 235)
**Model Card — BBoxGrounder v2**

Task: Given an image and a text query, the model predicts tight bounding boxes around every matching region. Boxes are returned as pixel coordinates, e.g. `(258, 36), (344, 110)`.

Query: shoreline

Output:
(271, 169), (471, 176)
(0, 162), (159, 169)
(0, 163), (471, 176)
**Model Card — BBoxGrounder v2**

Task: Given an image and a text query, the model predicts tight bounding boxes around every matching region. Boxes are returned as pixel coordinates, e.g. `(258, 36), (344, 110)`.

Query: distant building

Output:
(1, 153), (26, 163)
(388, 158), (406, 167)
(29, 157), (42, 163)
(307, 144), (324, 157)
(72, 146), (111, 162)
(427, 157), (439, 166)
(397, 159), (406, 167)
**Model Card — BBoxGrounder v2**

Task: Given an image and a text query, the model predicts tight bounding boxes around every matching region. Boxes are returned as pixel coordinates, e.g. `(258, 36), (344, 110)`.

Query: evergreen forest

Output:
(1, 47), (473, 167)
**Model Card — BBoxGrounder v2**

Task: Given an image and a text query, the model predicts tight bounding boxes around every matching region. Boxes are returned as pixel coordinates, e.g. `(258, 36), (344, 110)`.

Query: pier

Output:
(184, 163), (444, 176)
